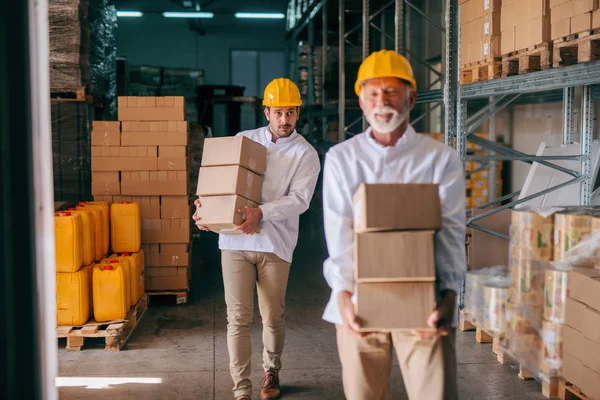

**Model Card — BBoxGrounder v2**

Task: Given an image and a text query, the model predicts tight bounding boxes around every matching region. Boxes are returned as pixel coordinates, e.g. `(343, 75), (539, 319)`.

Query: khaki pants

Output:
(221, 250), (291, 397)
(336, 326), (458, 400)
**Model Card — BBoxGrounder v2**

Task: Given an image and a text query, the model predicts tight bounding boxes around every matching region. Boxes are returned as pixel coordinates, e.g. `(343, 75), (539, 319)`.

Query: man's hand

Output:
(236, 207), (263, 235)
(192, 198), (210, 231)
(412, 290), (456, 339)
(338, 291), (365, 337)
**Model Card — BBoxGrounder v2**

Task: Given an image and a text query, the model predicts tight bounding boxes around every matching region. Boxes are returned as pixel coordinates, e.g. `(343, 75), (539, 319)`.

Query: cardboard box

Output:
(94, 195), (113, 203)
(141, 218), (190, 243)
(146, 245), (189, 267)
(571, 12), (593, 34)
(356, 282), (436, 331)
(91, 156), (157, 172)
(594, 8), (600, 28)
(201, 136), (267, 175)
(501, 27), (516, 54)
(563, 353), (600, 399)
(355, 231), (435, 282)
(91, 172), (120, 195)
(483, 35), (501, 58)
(552, 18), (571, 39)
(529, 17), (551, 47)
(484, 0), (502, 13)
(196, 165), (263, 204)
(550, 0), (571, 7)
(121, 171), (188, 196)
(564, 325), (600, 374)
(134, 196), (160, 219)
(551, 1), (577, 23)
(145, 271), (189, 291)
(117, 96), (185, 121)
(353, 184), (441, 233)
(501, 3), (514, 31)
(565, 297), (600, 344)
(157, 146), (187, 171)
(161, 196), (189, 219)
(121, 121), (188, 146)
(483, 12), (501, 35)
(91, 121), (120, 147)
(568, 269), (600, 312)
(195, 195), (259, 234)
(575, 0), (598, 15)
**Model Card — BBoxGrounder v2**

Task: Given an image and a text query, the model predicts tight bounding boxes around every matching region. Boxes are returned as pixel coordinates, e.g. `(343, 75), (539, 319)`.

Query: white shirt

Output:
(218, 126), (321, 263)
(321, 125), (467, 326)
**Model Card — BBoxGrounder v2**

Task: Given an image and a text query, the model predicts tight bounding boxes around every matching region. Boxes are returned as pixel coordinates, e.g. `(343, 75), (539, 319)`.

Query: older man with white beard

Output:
(321, 50), (466, 400)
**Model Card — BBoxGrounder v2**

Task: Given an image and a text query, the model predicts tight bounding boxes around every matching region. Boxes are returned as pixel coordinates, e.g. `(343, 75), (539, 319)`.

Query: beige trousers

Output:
(336, 326), (458, 400)
(221, 250), (291, 397)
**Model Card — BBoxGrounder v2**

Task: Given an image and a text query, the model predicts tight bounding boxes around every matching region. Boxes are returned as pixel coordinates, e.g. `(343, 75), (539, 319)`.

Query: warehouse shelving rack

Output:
(287, 0), (599, 223)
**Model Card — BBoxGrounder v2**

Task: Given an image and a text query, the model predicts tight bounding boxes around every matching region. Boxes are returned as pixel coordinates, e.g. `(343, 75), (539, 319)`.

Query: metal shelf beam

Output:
(461, 61), (600, 98)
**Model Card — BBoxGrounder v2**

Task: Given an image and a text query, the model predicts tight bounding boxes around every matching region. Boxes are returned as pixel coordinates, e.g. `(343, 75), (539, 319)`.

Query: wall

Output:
(116, 16), (287, 86)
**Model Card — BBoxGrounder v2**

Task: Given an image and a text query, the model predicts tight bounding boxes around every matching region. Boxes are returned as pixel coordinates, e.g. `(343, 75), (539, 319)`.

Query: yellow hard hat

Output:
(354, 50), (417, 96)
(262, 78), (303, 107)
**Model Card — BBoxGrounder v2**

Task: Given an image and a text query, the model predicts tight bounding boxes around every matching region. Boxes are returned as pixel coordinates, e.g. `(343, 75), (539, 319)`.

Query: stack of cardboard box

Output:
(550, 0), (600, 40)
(92, 96), (192, 292)
(195, 136), (267, 233)
(460, 0), (502, 65)
(563, 269), (600, 399)
(501, 0), (551, 54)
(353, 184), (441, 332)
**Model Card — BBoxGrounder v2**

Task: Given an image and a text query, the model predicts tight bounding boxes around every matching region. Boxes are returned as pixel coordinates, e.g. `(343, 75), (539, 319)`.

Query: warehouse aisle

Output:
(58, 210), (546, 399)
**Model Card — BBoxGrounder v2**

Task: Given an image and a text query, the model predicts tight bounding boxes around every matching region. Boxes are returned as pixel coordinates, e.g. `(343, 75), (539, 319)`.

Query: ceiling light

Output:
(182, 0), (193, 6)
(116, 11), (143, 17)
(235, 13), (285, 19)
(163, 11), (214, 18)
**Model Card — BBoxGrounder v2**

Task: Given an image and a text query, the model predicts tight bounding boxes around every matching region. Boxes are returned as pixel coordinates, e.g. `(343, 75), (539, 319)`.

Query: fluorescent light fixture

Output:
(163, 11), (214, 18)
(235, 12), (285, 19)
(116, 11), (143, 17)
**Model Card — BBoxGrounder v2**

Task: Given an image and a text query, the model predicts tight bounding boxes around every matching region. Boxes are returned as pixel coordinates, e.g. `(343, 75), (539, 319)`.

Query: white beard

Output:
(365, 105), (409, 134)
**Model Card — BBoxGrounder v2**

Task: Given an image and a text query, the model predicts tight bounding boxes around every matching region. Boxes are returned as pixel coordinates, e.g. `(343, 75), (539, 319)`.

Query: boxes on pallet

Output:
(551, 0), (600, 40)
(91, 146), (158, 172)
(117, 96), (185, 121)
(460, 0), (502, 65)
(158, 146), (187, 171)
(121, 171), (188, 196)
(502, 0), (551, 54)
(145, 267), (189, 291)
(141, 218), (190, 243)
(121, 120), (188, 146)
(161, 196), (189, 219)
(143, 243), (189, 267)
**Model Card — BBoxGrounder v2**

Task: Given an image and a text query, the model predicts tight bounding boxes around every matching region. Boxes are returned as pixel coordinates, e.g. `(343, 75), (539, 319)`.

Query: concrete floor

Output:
(58, 211), (546, 399)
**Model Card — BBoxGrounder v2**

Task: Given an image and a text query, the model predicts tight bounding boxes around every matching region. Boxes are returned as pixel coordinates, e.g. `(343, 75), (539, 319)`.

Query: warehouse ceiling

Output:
(112, 0), (289, 14)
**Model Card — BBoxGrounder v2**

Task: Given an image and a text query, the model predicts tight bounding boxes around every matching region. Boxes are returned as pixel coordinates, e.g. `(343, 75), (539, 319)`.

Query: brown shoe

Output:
(260, 370), (281, 400)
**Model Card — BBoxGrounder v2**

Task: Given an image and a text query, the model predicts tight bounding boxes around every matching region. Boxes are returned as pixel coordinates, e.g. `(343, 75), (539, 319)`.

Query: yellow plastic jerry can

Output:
(76, 206), (103, 261)
(101, 256), (132, 310)
(93, 261), (128, 322)
(136, 249), (145, 299)
(67, 208), (95, 266)
(54, 212), (84, 273)
(78, 202), (109, 258)
(110, 202), (141, 253)
(110, 253), (140, 305)
(56, 266), (91, 326)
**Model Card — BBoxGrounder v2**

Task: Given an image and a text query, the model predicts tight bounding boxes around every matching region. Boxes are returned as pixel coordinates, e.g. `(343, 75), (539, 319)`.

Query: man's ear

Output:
(408, 90), (417, 111)
(264, 107), (270, 121)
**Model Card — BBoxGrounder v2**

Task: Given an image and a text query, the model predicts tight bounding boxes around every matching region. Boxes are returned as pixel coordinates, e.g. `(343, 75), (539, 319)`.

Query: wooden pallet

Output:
(553, 28), (600, 68)
(147, 290), (189, 305)
(50, 86), (86, 101)
(559, 379), (592, 400)
(57, 294), (148, 351)
(460, 58), (502, 84)
(501, 42), (552, 77)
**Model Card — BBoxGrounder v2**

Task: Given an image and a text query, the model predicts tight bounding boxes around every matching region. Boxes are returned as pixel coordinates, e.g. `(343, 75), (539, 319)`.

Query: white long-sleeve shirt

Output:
(322, 125), (466, 326)
(218, 126), (321, 263)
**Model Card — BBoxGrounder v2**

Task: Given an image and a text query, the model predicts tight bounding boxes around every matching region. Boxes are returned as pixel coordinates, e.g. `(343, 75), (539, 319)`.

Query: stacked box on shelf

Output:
(550, 0), (600, 40)
(460, 0), (501, 65)
(92, 96), (191, 292)
(501, 0), (550, 54)
(195, 136), (267, 233)
(353, 184), (441, 332)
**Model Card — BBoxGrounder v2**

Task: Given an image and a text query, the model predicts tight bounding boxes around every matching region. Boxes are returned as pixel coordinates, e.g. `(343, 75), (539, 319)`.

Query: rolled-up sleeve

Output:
(322, 151), (355, 295)
(435, 152), (467, 295)
(259, 150), (321, 222)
